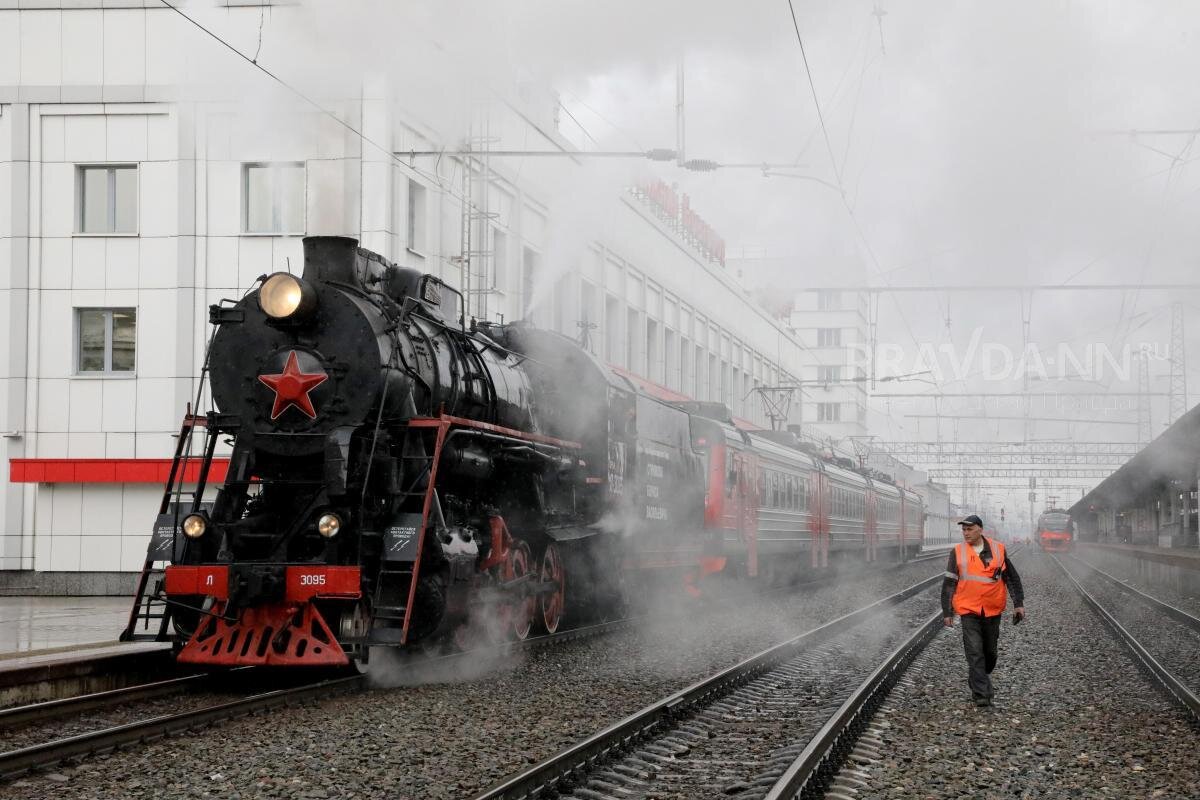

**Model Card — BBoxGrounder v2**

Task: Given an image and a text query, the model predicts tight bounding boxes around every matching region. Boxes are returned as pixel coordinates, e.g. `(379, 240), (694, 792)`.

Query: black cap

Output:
(957, 514), (983, 527)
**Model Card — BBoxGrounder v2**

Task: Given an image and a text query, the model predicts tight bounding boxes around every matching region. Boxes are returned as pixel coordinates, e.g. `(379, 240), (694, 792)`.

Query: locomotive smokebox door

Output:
(384, 514), (424, 561)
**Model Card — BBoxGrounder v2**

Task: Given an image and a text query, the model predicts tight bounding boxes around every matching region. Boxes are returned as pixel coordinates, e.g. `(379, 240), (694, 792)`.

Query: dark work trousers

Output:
(960, 613), (1002, 699)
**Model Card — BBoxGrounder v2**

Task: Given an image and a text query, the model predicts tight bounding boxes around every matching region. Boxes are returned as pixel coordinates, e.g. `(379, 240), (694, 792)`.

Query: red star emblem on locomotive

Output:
(258, 350), (328, 420)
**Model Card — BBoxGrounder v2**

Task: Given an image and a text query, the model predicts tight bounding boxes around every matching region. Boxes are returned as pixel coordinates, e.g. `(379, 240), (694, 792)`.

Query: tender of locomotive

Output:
(122, 236), (924, 668)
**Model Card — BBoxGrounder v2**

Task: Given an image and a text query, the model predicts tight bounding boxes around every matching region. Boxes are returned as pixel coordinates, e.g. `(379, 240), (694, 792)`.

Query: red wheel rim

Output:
(510, 541), (534, 641)
(541, 543), (565, 634)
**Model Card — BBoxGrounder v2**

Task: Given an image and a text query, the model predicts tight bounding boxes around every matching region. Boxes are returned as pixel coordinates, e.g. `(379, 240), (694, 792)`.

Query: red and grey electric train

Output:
(1036, 509), (1074, 551)
(122, 237), (924, 668)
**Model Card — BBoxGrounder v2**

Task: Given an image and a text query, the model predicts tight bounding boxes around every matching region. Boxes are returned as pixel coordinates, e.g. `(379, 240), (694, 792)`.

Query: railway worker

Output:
(941, 514), (1026, 708)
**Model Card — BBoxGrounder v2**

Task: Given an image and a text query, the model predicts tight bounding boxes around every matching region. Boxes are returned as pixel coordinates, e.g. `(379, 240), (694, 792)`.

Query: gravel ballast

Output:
(834, 550), (1200, 800)
(2, 557), (944, 799)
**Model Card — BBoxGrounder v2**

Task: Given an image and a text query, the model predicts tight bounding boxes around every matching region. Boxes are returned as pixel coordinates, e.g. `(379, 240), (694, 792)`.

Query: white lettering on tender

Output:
(647, 464), (665, 479)
(205, 575), (214, 586)
(645, 506), (668, 520)
(299, 574), (327, 587)
(646, 485), (660, 498)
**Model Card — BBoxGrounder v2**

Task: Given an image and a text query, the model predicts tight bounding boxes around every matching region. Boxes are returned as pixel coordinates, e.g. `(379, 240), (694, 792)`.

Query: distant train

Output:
(1036, 509), (1074, 551)
(122, 237), (925, 669)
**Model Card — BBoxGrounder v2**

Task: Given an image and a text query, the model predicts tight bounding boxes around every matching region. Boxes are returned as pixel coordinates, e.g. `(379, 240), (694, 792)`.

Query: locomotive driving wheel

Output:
(508, 539), (535, 641)
(540, 542), (566, 634)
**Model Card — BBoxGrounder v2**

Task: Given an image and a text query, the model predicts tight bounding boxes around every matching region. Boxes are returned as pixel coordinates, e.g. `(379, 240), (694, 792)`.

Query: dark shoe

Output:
(974, 697), (991, 707)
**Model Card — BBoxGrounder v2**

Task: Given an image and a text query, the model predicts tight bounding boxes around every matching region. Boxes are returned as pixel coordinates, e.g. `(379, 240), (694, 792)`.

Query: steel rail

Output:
(0, 675), (364, 780)
(763, 612), (941, 799)
(1050, 554), (1200, 719)
(1066, 553), (1200, 631)
(0, 673), (212, 731)
(471, 574), (942, 800)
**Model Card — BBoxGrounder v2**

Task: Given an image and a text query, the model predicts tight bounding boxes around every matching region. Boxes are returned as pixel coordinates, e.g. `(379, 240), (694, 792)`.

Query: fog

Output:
(166, 0), (1200, 515)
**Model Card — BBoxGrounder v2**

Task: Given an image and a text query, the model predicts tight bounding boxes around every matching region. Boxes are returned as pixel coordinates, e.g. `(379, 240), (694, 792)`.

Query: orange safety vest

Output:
(949, 537), (1009, 617)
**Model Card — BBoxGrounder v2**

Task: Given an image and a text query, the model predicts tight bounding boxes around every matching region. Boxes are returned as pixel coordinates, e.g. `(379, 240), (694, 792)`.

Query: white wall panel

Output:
(81, 486), (123, 535)
(39, 162), (75, 238)
(67, 378), (102, 431)
(236, 235), (273, 288)
(135, 292), (179, 379)
(64, 115), (106, 162)
(205, 236), (239, 290)
(205, 161), (239, 236)
(40, 237), (71, 290)
(61, 10), (103, 87)
(67, 431), (105, 458)
(40, 115), (66, 163)
(37, 294), (72, 379)
(139, 161), (176, 236)
(0, 12), (18, 87)
(105, 432), (135, 458)
(121, 535), (149, 571)
(134, 378), (178, 432)
(134, 431), (176, 458)
(102, 376), (139, 427)
(146, 113), (176, 163)
(0, 163), (11, 241)
(106, 115), (148, 163)
(38, 379), (71, 433)
(50, 534), (82, 571)
(145, 11), (183, 88)
(70, 236), (106, 290)
(105, 236), (140, 290)
(19, 10), (62, 87)
(137, 236), (175, 290)
(79, 535), (121, 571)
(102, 10), (146, 87)
(49, 483), (82, 535)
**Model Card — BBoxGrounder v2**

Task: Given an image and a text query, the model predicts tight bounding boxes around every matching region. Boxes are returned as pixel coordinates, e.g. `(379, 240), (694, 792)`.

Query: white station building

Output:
(0, 1), (844, 589)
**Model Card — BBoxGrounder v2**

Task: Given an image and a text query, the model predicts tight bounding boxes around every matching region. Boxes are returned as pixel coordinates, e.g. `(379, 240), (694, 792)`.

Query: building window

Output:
(817, 290), (841, 310)
(77, 165), (138, 234)
(817, 402), (841, 422)
(244, 163), (305, 234)
(408, 179), (427, 253)
(817, 328), (842, 347)
(76, 308), (136, 373)
(817, 365), (840, 384)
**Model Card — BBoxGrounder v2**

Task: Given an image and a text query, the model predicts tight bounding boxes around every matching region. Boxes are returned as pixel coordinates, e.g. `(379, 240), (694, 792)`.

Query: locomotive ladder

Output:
(121, 412), (221, 642)
(370, 419), (451, 641)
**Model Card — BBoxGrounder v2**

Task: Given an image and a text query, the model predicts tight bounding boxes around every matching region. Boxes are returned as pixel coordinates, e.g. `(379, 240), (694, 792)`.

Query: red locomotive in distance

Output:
(1036, 509), (1074, 551)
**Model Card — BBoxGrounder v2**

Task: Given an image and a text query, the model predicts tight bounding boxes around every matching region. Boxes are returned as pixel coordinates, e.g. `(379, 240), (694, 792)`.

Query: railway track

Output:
(0, 616), (632, 781)
(473, 575), (944, 800)
(1054, 553), (1200, 719)
(1, 555), (947, 782)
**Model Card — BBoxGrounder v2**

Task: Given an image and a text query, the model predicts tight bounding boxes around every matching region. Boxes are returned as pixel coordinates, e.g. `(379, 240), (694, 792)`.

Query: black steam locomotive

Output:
(123, 237), (708, 666)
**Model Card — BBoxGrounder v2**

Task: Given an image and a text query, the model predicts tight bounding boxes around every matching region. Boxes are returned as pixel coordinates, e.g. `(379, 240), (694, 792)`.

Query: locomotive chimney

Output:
(302, 236), (361, 285)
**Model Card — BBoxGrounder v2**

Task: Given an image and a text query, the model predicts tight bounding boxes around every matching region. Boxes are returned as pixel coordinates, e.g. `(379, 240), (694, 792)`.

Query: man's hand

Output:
(943, 616), (954, 628)
(1013, 607), (1026, 624)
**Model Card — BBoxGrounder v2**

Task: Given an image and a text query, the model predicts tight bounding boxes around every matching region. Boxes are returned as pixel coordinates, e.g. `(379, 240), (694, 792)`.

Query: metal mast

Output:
(1136, 348), (1152, 446)
(1169, 301), (1188, 423)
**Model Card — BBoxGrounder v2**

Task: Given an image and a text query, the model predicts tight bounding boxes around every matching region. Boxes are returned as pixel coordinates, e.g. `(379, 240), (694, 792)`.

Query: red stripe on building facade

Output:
(9, 459), (231, 484)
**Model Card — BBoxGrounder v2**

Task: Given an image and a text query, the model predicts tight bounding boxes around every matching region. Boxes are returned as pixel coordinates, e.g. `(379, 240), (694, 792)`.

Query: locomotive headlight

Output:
(182, 513), (207, 539)
(259, 273), (317, 321)
(317, 513), (342, 538)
